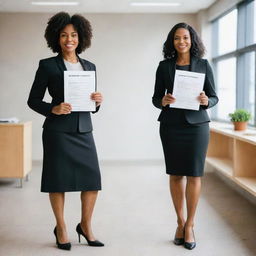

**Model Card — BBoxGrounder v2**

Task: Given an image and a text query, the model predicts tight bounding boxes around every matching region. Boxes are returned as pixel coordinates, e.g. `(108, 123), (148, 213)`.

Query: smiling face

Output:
(59, 24), (79, 54)
(173, 28), (191, 55)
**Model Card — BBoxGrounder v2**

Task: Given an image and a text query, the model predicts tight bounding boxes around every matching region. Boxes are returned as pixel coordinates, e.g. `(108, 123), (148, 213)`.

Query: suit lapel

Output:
(168, 58), (176, 92)
(55, 54), (67, 72)
(190, 56), (199, 72)
(78, 56), (89, 71)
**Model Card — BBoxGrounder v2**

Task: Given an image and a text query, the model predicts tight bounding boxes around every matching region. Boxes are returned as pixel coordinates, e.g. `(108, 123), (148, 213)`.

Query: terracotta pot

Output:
(233, 121), (247, 131)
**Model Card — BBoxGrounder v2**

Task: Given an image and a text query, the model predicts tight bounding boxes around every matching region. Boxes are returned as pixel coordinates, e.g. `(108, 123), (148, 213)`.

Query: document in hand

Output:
(170, 70), (205, 111)
(64, 71), (96, 112)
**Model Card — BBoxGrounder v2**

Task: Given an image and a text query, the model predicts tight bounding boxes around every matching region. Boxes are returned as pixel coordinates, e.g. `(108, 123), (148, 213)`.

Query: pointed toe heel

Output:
(174, 237), (185, 245)
(173, 227), (184, 245)
(53, 227), (71, 251)
(184, 241), (196, 250)
(184, 228), (196, 250)
(76, 223), (104, 247)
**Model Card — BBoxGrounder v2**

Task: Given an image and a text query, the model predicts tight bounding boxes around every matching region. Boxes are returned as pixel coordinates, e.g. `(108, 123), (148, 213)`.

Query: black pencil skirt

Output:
(160, 122), (209, 177)
(41, 129), (101, 192)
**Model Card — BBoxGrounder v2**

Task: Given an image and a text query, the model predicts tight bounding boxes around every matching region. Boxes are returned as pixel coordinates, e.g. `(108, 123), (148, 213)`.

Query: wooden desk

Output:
(0, 121), (32, 187)
(207, 122), (256, 197)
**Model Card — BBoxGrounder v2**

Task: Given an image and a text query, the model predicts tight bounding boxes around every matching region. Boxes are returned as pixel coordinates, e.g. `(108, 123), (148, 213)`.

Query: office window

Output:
(245, 0), (256, 46)
(254, 0), (256, 43)
(247, 52), (255, 124)
(216, 58), (236, 120)
(218, 9), (237, 55)
(212, 0), (256, 125)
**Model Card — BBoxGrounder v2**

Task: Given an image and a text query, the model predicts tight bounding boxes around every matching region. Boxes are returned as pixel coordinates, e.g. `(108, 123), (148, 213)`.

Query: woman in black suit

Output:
(28, 12), (104, 250)
(152, 23), (218, 250)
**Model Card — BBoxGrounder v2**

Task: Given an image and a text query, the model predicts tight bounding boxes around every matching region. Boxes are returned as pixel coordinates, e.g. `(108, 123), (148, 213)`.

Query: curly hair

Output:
(44, 12), (92, 54)
(163, 22), (205, 59)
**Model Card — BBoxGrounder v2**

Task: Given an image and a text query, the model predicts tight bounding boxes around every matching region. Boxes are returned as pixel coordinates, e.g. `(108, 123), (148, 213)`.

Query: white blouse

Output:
(64, 59), (84, 71)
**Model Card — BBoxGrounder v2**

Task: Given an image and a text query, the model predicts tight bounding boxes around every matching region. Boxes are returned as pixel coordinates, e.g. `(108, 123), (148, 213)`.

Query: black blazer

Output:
(27, 54), (99, 132)
(152, 56), (218, 124)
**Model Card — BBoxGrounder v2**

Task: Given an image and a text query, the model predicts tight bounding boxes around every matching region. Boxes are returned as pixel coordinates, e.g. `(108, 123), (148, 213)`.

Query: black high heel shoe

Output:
(53, 227), (71, 250)
(174, 227), (185, 245)
(184, 228), (196, 250)
(76, 223), (104, 247)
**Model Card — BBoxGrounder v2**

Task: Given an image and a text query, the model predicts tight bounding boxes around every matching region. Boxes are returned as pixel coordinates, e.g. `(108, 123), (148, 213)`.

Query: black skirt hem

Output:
(41, 187), (102, 193)
(166, 171), (204, 177)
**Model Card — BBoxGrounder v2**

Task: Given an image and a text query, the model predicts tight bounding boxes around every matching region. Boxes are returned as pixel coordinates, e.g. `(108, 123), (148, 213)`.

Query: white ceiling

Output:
(0, 0), (217, 13)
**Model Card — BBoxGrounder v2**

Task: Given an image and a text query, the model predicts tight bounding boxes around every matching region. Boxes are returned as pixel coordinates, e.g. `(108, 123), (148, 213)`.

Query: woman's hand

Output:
(198, 91), (208, 106)
(91, 92), (103, 107)
(162, 93), (176, 107)
(52, 103), (72, 115)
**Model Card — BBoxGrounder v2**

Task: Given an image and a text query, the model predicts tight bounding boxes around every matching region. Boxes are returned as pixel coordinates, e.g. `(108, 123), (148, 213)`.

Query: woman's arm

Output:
(91, 92), (102, 114)
(152, 63), (165, 109)
(90, 63), (101, 114)
(27, 60), (55, 117)
(202, 60), (219, 109)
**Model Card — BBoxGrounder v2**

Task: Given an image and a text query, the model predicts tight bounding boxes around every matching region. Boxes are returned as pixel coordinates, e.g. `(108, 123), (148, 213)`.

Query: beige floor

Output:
(0, 161), (256, 256)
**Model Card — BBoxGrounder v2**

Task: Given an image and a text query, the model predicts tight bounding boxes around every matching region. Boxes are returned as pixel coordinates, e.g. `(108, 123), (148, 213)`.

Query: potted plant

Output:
(229, 109), (251, 131)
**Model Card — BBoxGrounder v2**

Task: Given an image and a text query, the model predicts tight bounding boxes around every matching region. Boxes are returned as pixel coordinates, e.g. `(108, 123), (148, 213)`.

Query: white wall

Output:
(196, 10), (212, 59)
(0, 13), (197, 161)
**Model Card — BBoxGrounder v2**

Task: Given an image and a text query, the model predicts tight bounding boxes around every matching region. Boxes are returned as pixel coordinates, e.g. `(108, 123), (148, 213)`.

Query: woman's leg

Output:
(185, 176), (201, 242)
(169, 175), (186, 237)
(49, 192), (69, 243)
(80, 191), (98, 241)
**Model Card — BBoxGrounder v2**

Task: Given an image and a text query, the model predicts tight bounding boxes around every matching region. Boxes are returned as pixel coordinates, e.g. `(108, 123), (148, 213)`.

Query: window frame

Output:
(211, 0), (256, 126)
